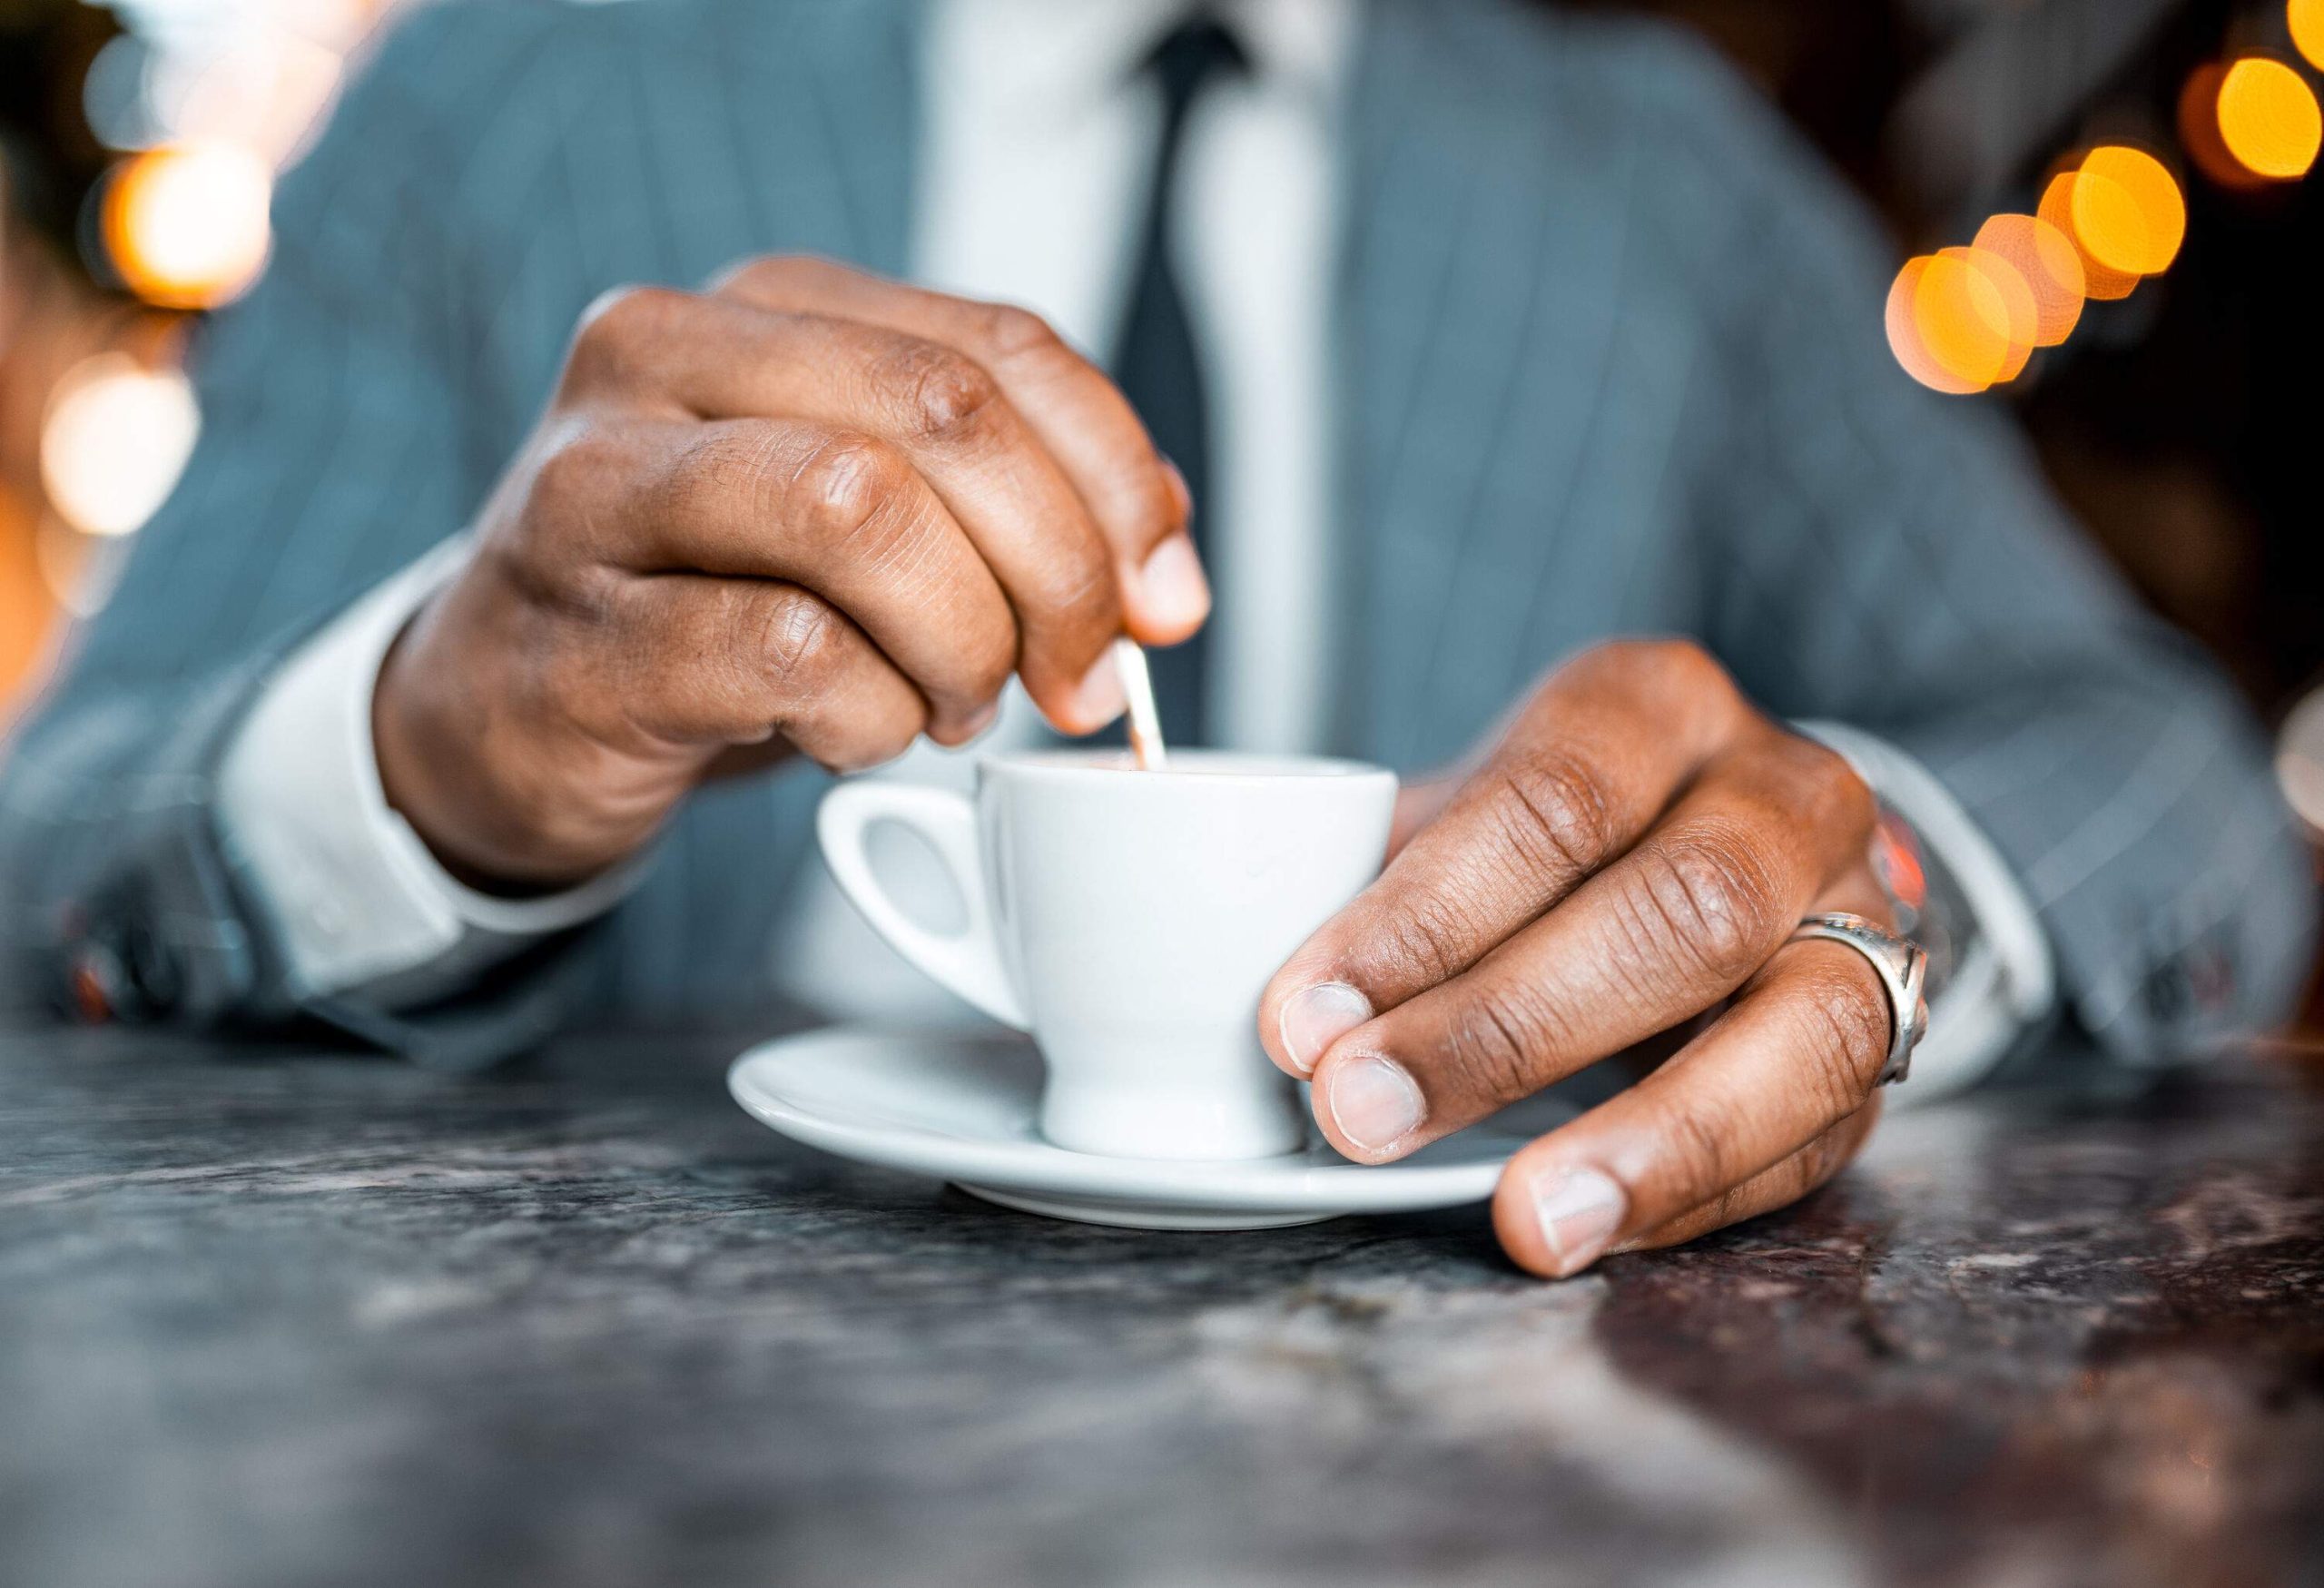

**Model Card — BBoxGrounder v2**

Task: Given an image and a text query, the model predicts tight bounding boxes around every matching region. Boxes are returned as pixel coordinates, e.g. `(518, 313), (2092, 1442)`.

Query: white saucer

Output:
(727, 1026), (1560, 1230)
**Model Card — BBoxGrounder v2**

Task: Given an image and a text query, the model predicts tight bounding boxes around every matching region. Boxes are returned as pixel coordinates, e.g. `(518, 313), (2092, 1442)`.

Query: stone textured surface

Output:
(3, 1019), (2321, 1588)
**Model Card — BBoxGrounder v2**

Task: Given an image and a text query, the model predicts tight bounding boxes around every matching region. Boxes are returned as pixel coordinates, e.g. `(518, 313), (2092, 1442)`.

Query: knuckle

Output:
(1641, 636), (1728, 694)
(515, 430), (629, 594)
(1781, 735), (1877, 842)
(1587, 636), (1664, 676)
(710, 252), (817, 298)
(1591, 636), (1738, 719)
(571, 284), (683, 373)
(528, 427), (615, 527)
(1444, 983), (1568, 1105)
(478, 518), (616, 627)
(1492, 745), (1623, 881)
(1628, 825), (1783, 981)
(1369, 892), (1479, 990)
(753, 587), (843, 694)
(789, 431), (907, 548)
(881, 340), (1003, 445)
(971, 302), (1066, 364)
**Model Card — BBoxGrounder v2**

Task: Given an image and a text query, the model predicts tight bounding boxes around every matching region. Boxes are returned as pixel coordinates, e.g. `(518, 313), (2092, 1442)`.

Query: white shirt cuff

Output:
(218, 537), (642, 1004)
(1797, 721), (2058, 1104)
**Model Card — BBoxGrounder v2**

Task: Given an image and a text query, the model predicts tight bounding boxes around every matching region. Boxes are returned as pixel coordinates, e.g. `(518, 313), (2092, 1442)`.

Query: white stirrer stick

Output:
(1113, 637), (1167, 770)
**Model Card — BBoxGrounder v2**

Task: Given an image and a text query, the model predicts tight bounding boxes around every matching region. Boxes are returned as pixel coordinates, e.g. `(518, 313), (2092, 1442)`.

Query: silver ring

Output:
(1787, 912), (1929, 1088)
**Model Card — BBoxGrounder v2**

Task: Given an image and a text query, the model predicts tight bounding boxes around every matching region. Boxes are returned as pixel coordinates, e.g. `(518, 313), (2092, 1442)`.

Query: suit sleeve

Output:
(0, 9), (587, 1068)
(1676, 54), (2316, 1064)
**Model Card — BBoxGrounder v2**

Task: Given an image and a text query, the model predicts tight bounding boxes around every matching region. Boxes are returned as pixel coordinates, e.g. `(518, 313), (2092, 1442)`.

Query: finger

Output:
(1488, 932), (1896, 1278)
(1386, 777), (1462, 856)
(597, 576), (930, 772)
(554, 417), (1016, 740)
(711, 255), (1206, 644)
(1305, 734), (1876, 1159)
(1261, 641), (1750, 1075)
(1612, 1102), (1880, 1254)
(566, 288), (1128, 732)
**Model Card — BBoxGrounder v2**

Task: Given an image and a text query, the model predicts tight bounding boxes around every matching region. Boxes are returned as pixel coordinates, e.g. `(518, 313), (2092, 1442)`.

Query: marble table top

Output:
(3, 1018), (2320, 1588)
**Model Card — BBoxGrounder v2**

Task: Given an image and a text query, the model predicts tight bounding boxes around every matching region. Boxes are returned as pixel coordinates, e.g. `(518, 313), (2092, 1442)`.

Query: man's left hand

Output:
(1258, 639), (1901, 1277)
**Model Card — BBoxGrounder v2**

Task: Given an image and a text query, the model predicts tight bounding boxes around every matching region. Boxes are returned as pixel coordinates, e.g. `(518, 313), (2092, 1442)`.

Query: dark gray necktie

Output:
(1109, 15), (1246, 746)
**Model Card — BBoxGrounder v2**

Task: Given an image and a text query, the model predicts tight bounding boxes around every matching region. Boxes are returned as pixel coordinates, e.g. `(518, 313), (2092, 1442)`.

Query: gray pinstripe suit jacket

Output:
(2, 0), (2312, 1070)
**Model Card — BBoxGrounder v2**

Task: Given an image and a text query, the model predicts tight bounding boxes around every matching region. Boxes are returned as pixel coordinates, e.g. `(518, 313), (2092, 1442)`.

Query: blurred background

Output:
(0, 0), (2318, 1024)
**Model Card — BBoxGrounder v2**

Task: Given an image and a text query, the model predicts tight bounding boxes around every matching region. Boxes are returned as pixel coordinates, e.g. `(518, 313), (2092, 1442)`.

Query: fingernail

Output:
(1324, 1054), (1424, 1154)
(1074, 648), (1127, 730)
(958, 700), (1000, 739)
(1136, 534), (1210, 634)
(1528, 1168), (1627, 1277)
(1279, 981), (1371, 1074)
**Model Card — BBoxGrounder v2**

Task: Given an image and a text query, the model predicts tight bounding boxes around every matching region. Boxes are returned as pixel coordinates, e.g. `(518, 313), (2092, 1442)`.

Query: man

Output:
(1, 0), (2310, 1278)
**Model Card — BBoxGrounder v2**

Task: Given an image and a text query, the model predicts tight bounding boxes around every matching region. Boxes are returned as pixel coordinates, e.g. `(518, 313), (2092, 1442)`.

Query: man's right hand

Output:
(373, 256), (1206, 890)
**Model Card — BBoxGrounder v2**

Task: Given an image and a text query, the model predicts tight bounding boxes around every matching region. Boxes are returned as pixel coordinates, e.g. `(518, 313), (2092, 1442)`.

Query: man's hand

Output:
(1258, 640), (1898, 1277)
(375, 256), (1206, 888)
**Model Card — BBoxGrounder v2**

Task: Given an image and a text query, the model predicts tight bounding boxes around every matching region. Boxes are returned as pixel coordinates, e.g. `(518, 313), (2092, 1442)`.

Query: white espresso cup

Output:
(816, 750), (1398, 1161)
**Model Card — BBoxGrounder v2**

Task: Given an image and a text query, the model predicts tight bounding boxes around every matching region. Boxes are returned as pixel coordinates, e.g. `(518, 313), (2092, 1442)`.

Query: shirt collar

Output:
(937, 0), (1357, 118)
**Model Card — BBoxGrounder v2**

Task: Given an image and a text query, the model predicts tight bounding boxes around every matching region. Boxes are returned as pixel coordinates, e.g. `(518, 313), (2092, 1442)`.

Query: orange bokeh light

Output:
(1886, 252), (2033, 395)
(2038, 173), (2139, 301)
(2292, 0), (2324, 73)
(1887, 259), (1980, 395)
(2216, 56), (2323, 180)
(100, 143), (273, 311)
(1916, 252), (2008, 389)
(1972, 213), (2084, 348)
(2073, 146), (2186, 276)
(1940, 246), (2037, 382)
(2181, 64), (2270, 191)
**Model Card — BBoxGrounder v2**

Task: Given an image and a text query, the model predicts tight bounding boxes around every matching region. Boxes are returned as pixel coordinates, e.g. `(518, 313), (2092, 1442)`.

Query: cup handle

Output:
(814, 781), (1029, 1030)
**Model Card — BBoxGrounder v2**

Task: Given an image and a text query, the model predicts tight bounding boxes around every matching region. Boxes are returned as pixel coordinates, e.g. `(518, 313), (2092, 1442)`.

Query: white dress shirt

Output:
(216, 0), (2053, 1096)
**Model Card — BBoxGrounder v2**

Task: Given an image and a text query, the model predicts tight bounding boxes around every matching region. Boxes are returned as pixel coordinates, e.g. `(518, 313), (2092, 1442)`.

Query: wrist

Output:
(370, 595), (636, 893)
(370, 609), (509, 891)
